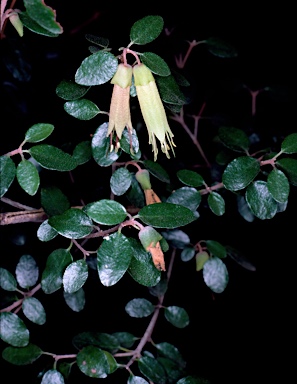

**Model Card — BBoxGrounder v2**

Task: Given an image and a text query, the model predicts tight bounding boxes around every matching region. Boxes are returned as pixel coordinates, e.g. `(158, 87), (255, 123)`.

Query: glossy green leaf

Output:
(37, 220), (58, 242)
(72, 140), (92, 165)
(156, 74), (187, 105)
(0, 156), (16, 198)
(97, 232), (132, 286)
(222, 156), (260, 191)
(41, 186), (70, 217)
(161, 229), (190, 249)
(237, 195), (255, 222)
(22, 297), (46, 325)
(2, 343), (42, 365)
(0, 312), (29, 347)
(23, 0), (63, 34)
(143, 159), (170, 183)
(157, 357), (185, 382)
(29, 144), (78, 171)
(103, 350), (118, 374)
(203, 257), (229, 293)
(245, 180), (278, 220)
(63, 259), (88, 294)
(205, 37), (238, 58)
(167, 186), (201, 211)
(25, 123), (54, 143)
(92, 122), (119, 166)
(64, 99), (100, 120)
(195, 251), (209, 271)
(205, 240), (227, 258)
(72, 331), (120, 351)
(119, 127), (141, 158)
(84, 199), (127, 225)
(16, 160), (40, 196)
(41, 248), (73, 294)
(276, 158), (297, 186)
(267, 168), (289, 203)
(48, 208), (93, 239)
(181, 246), (196, 262)
(55, 79), (90, 100)
(125, 298), (155, 318)
(218, 126), (250, 152)
(126, 175), (145, 208)
(141, 52), (171, 76)
(19, 11), (60, 37)
(75, 51), (117, 86)
(130, 15), (164, 45)
(76, 345), (109, 378)
(128, 376), (149, 384)
(41, 369), (65, 384)
(112, 332), (138, 349)
(110, 167), (132, 196)
(138, 355), (167, 384)
(85, 34), (109, 48)
(164, 306), (189, 328)
(207, 192), (225, 216)
(128, 238), (161, 287)
(281, 133), (297, 154)
(138, 203), (197, 229)
(155, 342), (186, 368)
(0, 268), (17, 291)
(176, 169), (204, 187)
(63, 288), (85, 312)
(148, 278), (168, 297)
(16, 255), (38, 289)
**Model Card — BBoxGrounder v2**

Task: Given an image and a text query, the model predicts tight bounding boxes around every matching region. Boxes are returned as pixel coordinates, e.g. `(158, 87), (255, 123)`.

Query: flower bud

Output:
(135, 169), (151, 190)
(138, 226), (165, 271)
(9, 12), (24, 37)
(195, 251), (209, 271)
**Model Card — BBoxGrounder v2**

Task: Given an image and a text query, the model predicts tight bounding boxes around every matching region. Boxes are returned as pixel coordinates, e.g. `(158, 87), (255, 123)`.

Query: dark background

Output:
(1, 1), (295, 383)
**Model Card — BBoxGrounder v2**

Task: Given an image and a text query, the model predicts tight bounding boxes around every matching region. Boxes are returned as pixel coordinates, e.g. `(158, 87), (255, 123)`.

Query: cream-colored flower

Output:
(133, 63), (175, 161)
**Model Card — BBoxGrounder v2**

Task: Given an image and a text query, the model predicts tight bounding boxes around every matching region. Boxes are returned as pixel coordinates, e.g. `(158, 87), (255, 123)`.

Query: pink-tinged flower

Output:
(133, 63), (175, 161)
(107, 63), (133, 148)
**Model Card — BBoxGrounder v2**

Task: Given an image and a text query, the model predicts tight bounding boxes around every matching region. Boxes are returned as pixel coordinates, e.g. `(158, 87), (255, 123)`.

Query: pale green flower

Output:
(133, 63), (175, 161)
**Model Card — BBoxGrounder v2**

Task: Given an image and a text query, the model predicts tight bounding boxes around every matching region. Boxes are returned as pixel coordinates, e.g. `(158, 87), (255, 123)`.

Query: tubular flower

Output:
(133, 63), (175, 161)
(107, 63), (133, 148)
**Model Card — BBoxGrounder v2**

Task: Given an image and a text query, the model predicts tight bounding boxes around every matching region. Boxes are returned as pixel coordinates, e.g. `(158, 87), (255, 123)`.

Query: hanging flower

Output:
(133, 63), (175, 161)
(107, 63), (133, 150)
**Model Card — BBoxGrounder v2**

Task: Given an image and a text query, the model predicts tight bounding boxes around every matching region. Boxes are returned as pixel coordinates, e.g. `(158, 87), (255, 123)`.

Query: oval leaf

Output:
(76, 345), (109, 378)
(25, 123), (54, 143)
(15, 254), (38, 289)
(164, 306), (189, 328)
(0, 156), (16, 198)
(207, 192), (225, 216)
(110, 167), (132, 196)
(125, 298), (155, 318)
(245, 180), (278, 220)
(176, 169), (204, 187)
(64, 99), (100, 120)
(84, 199), (127, 225)
(22, 297), (46, 325)
(276, 158), (297, 186)
(167, 186), (201, 212)
(0, 268), (17, 291)
(267, 168), (290, 203)
(218, 126), (250, 152)
(0, 312), (29, 347)
(56, 79), (90, 101)
(63, 288), (85, 312)
(2, 343), (42, 365)
(37, 220), (58, 242)
(40, 369), (65, 384)
(138, 355), (167, 384)
(222, 156), (260, 191)
(203, 257), (229, 293)
(130, 15), (164, 45)
(143, 159), (170, 183)
(281, 132), (297, 154)
(141, 52), (170, 76)
(92, 122), (119, 166)
(63, 259), (88, 293)
(29, 144), (77, 171)
(16, 160), (40, 196)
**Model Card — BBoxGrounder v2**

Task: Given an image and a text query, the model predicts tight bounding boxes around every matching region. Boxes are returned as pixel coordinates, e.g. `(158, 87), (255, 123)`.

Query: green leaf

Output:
(177, 376), (212, 383)
(37, 220), (58, 242)
(158, 356), (185, 382)
(222, 156), (260, 191)
(48, 208), (93, 239)
(0, 156), (16, 198)
(161, 229), (190, 249)
(41, 249), (73, 294)
(41, 369), (65, 384)
(2, 343), (42, 365)
(176, 169), (204, 187)
(143, 159), (170, 183)
(276, 158), (297, 186)
(85, 34), (109, 48)
(41, 186), (70, 217)
(92, 122), (119, 166)
(267, 168), (290, 203)
(63, 259), (88, 294)
(63, 288), (85, 312)
(0, 268), (17, 291)
(19, 11), (60, 37)
(110, 167), (132, 196)
(64, 99), (100, 120)
(97, 232), (133, 286)
(56, 79), (90, 101)
(72, 141), (92, 165)
(128, 376), (149, 384)
(205, 37), (238, 58)
(22, 297), (46, 325)
(76, 345), (109, 378)
(141, 52), (171, 76)
(15, 255), (38, 289)
(281, 133), (297, 154)
(112, 332), (138, 349)
(218, 126), (250, 152)
(72, 331), (120, 351)
(119, 127), (141, 158)
(0, 312), (29, 347)
(180, 246), (196, 262)
(226, 245), (256, 271)
(138, 203), (197, 228)
(130, 15), (164, 45)
(203, 257), (229, 293)
(207, 192), (225, 216)
(128, 238), (161, 287)
(205, 240), (227, 258)
(84, 199), (127, 225)
(164, 306), (189, 328)
(138, 355), (167, 384)
(245, 180), (278, 220)
(156, 74), (186, 106)
(25, 123), (54, 143)
(148, 278), (168, 297)
(75, 51), (118, 86)
(125, 298), (155, 318)
(126, 175), (145, 208)
(103, 350), (118, 374)
(155, 342), (186, 368)
(16, 160), (40, 195)
(237, 195), (255, 222)
(167, 186), (201, 212)
(29, 144), (78, 171)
